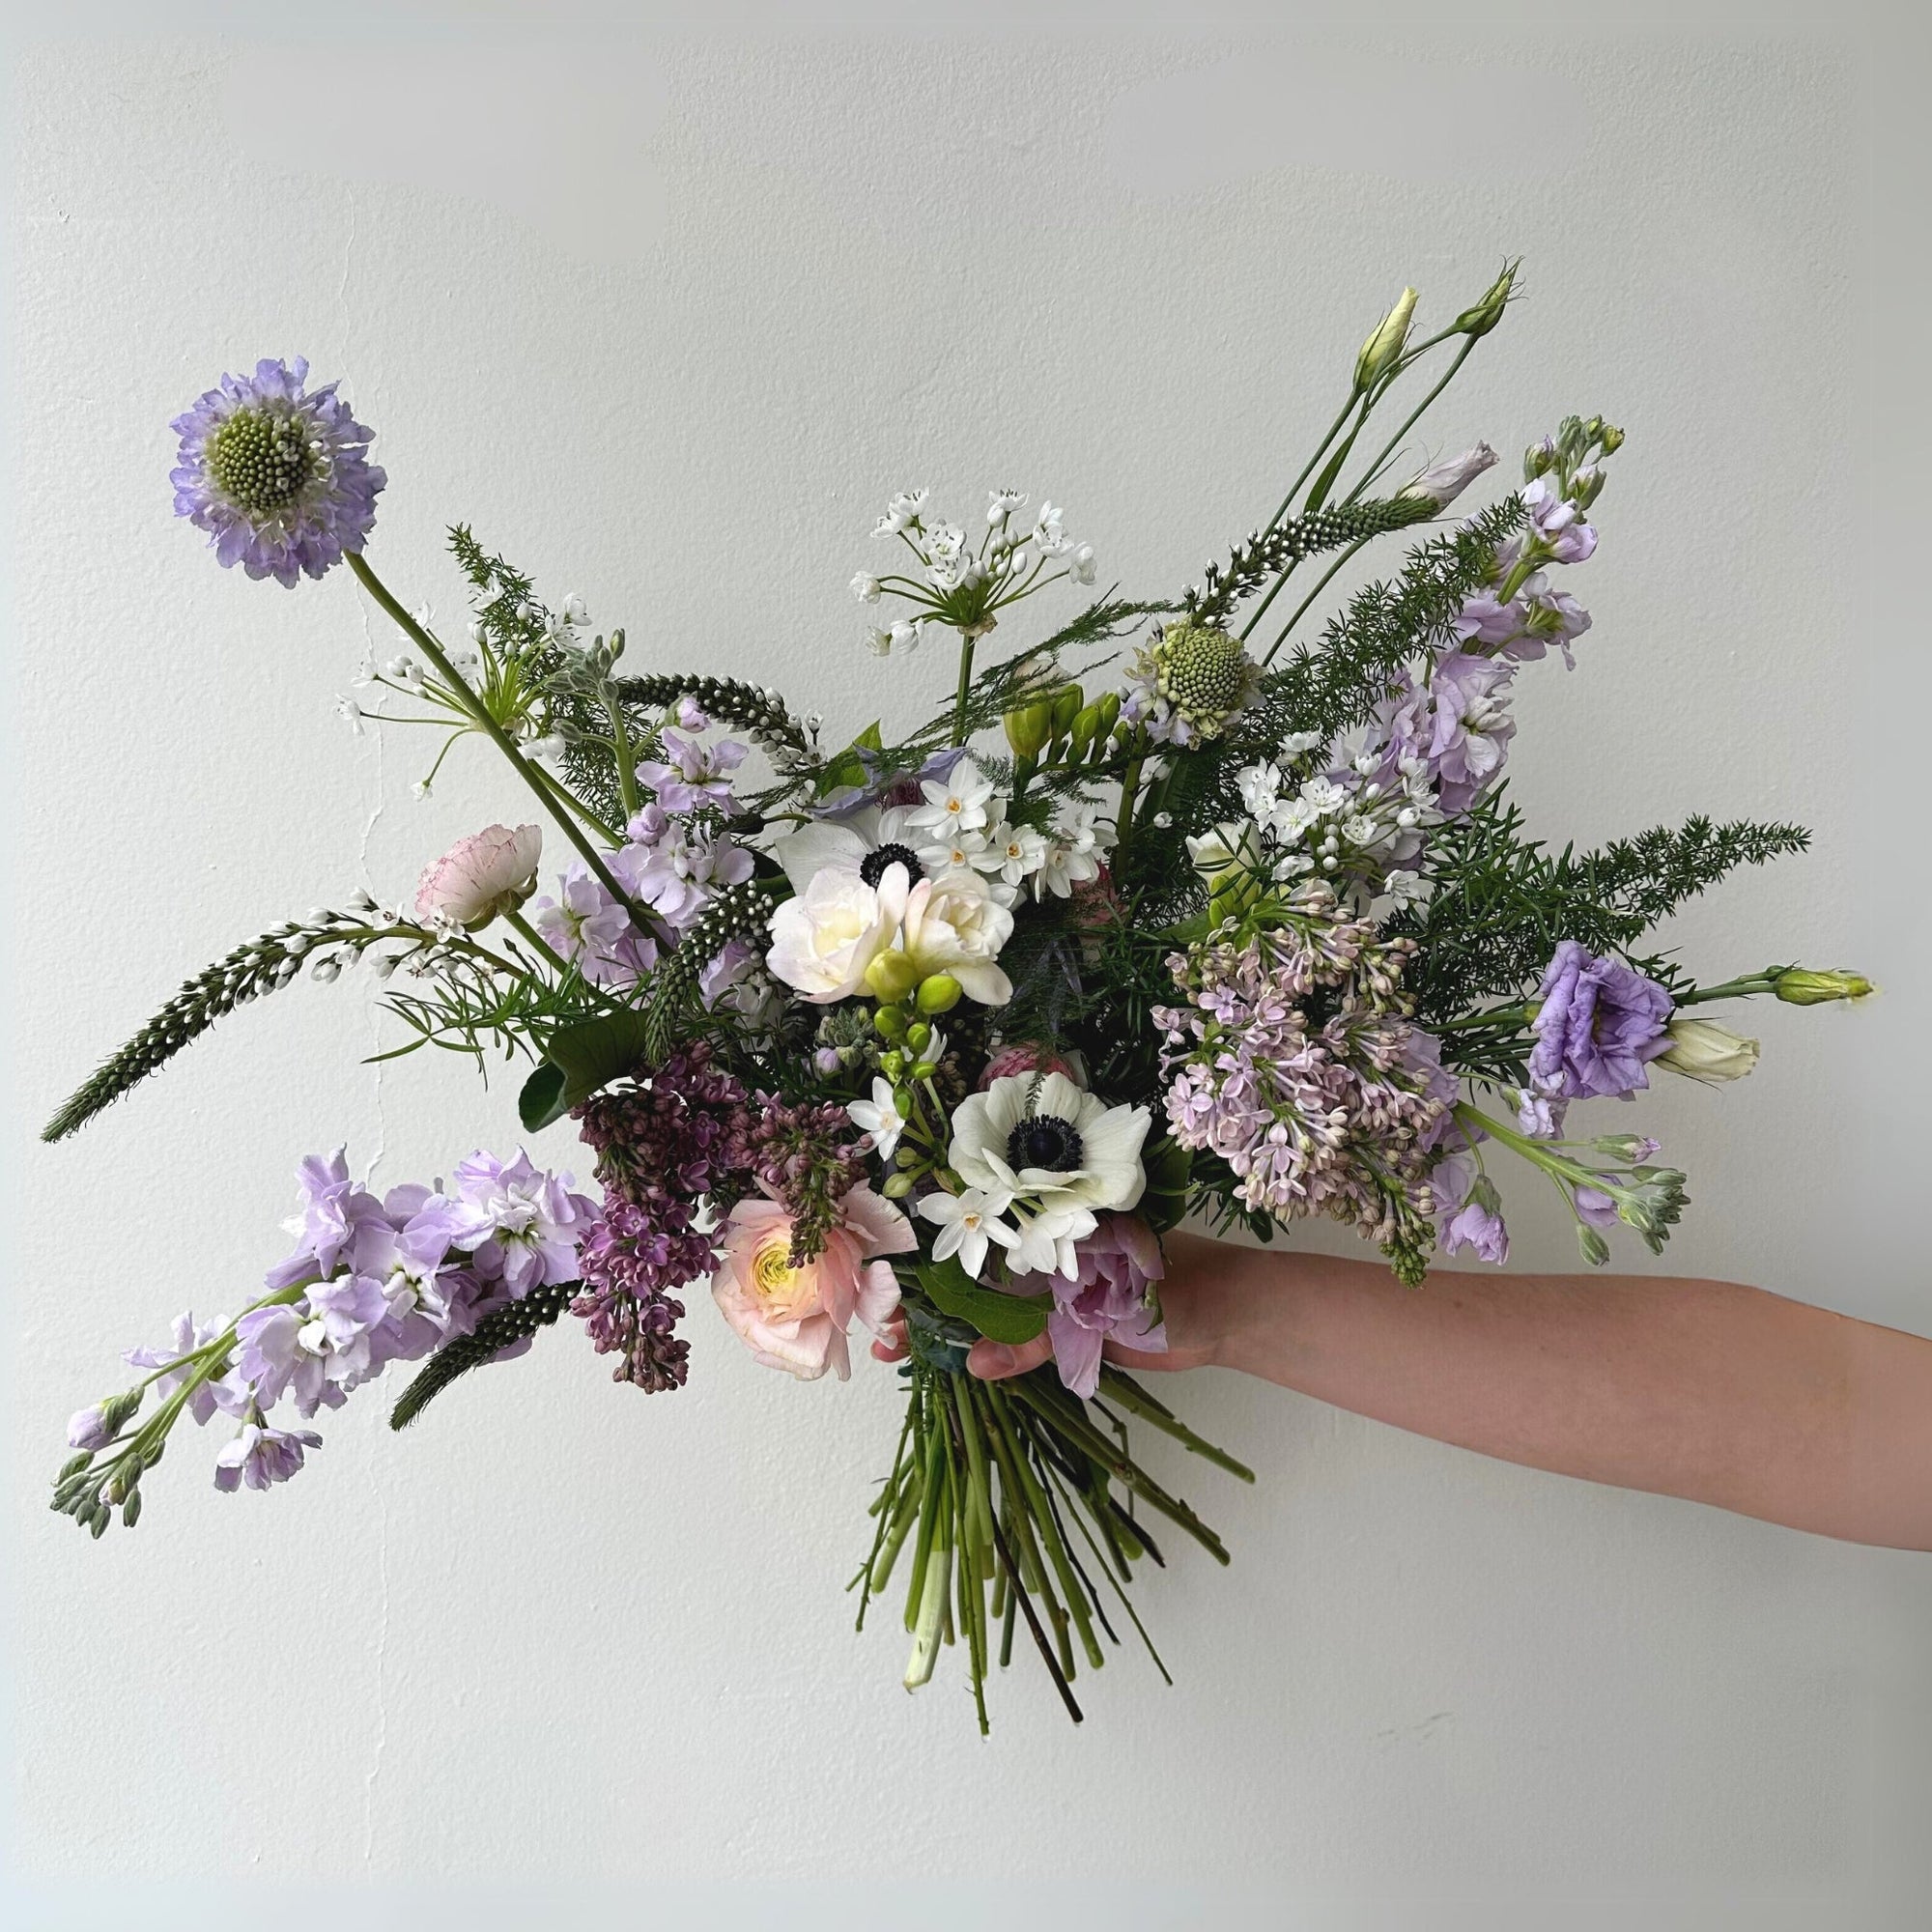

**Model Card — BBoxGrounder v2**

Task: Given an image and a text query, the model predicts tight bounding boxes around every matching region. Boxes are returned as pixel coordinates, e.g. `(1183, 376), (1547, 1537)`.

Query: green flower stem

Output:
(1341, 336), (1479, 507)
(951, 632), (978, 747)
(347, 553), (640, 917)
(1095, 1368), (1256, 1482)
(1302, 394), (1375, 514)
(526, 757), (621, 846)
(1260, 535), (1373, 666)
(504, 911), (573, 978)
(1113, 750), (1146, 852)
(605, 691), (642, 821)
(1454, 1101), (1614, 1200)
(1256, 393), (1358, 544)
(984, 1383), (1101, 1671)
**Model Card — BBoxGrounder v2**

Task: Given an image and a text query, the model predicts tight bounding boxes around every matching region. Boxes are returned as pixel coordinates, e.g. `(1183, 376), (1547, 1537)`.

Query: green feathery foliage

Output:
(389, 1284), (577, 1431)
(1256, 498), (1527, 748)
(43, 911), (390, 1143)
(1181, 497), (1438, 628)
(1394, 795), (1810, 1072)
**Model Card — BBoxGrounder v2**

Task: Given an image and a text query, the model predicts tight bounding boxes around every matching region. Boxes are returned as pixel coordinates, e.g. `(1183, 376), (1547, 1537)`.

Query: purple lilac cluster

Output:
(572, 1043), (754, 1388)
(170, 357), (385, 586)
(1153, 889), (1455, 1269)
(744, 1095), (874, 1265)
(99, 1150), (597, 1495)
(533, 727), (754, 995)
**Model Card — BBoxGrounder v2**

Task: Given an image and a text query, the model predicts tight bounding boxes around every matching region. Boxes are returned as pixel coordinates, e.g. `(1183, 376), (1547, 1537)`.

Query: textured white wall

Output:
(11, 18), (1931, 1925)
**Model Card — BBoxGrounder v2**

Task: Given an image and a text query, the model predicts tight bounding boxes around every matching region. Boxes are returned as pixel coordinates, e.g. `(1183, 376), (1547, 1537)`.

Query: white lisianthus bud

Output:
(1354, 286), (1417, 394)
(1400, 442), (1500, 510)
(1657, 1017), (1760, 1084)
(850, 573), (882, 603)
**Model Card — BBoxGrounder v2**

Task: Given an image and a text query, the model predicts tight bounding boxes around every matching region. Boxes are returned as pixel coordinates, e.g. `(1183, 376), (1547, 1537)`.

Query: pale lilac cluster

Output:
(124, 1150), (597, 1494)
(534, 725), (753, 993)
(1153, 890), (1454, 1264)
(170, 357), (385, 586)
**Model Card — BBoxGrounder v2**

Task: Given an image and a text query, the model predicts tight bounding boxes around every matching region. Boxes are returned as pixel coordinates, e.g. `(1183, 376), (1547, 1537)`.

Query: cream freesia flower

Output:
(895, 867), (1013, 1005)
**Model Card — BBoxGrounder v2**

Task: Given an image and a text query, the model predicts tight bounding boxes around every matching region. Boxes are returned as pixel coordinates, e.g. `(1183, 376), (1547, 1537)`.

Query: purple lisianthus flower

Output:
(1521, 476), (1597, 564)
(1528, 941), (1675, 1102)
(1034, 1212), (1167, 1400)
(446, 1150), (598, 1296)
(170, 357), (384, 586)
(635, 732), (748, 814)
(213, 1420), (323, 1492)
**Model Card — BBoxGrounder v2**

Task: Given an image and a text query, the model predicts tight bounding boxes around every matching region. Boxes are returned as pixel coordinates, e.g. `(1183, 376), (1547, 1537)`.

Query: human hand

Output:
(870, 1231), (1231, 1381)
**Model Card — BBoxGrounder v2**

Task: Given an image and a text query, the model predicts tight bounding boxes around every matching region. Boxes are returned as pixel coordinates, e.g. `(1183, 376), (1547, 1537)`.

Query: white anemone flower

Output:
(846, 1078), (908, 1161)
(948, 1071), (1149, 1221)
(767, 805), (930, 897)
(919, 1187), (1018, 1280)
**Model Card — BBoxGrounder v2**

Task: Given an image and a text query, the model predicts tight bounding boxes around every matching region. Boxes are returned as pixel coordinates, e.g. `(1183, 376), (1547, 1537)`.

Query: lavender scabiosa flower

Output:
(1528, 941), (1675, 1102)
(170, 358), (384, 586)
(1154, 887), (1453, 1282)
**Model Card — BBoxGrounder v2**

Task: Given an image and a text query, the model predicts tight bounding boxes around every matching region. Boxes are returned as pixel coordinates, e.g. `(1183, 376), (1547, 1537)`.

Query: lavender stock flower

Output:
(170, 358), (384, 586)
(213, 1420), (322, 1492)
(1528, 941), (1675, 1102)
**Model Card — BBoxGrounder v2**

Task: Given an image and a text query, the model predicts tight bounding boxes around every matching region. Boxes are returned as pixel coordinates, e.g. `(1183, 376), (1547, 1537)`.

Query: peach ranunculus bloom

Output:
(413, 823), (543, 930)
(711, 1185), (917, 1379)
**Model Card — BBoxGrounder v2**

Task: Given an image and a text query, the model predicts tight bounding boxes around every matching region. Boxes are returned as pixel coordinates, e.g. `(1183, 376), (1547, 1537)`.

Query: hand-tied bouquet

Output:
(46, 267), (1872, 1728)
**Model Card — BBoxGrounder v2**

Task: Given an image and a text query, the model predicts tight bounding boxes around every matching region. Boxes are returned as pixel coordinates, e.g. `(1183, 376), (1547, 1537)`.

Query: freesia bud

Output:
(1004, 699), (1055, 760)
(864, 950), (923, 1003)
(916, 973), (962, 1014)
(1353, 287), (1418, 394)
(1773, 967), (1874, 1006)
(1051, 683), (1084, 734)
(1400, 442), (1499, 510)
(1657, 1017), (1760, 1084)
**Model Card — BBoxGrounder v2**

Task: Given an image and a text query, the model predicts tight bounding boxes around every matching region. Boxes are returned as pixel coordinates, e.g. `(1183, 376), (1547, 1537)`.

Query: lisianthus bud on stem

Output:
(1658, 1018), (1760, 1084)
(1354, 287), (1418, 394)
(1774, 967), (1874, 1006)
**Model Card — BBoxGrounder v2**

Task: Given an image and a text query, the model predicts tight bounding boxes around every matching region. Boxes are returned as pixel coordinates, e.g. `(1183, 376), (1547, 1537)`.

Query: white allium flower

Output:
(924, 522), (965, 561)
(919, 1187), (1018, 1280)
(906, 755), (997, 838)
(334, 695), (365, 735)
(561, 593), (589, 626)
(986, 489), (1028, 527)
(874, 489), (929, 537)
(948, 1071), (1150, 1222)
(865, 627), (893, 657)
(1237, 762), (1282, 819)
(1299, 776), (1349, 815)
(851, 572), (882, 603)
(889, 618), (924, 654)
(1383, 868), (1430, 907)
(847, 1078), (908, 1161)
(1280, 731), (1324, 758)
(1033, 501), (1070, 554)
(384, 654), (424, 694)
(1067, 542), (1097, 585)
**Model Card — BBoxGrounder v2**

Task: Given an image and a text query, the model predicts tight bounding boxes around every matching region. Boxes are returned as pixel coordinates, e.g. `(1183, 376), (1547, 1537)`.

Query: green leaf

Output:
(914, 1256), (1049, 1346)
(814, 720), (885, 799)
(517, 1009), (654, 1130)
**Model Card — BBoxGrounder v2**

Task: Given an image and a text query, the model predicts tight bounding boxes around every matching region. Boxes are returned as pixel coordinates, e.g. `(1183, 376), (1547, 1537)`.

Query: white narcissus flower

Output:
(978, 817), (1048, 890)
(895, 868), (1014, 1005)
(765, 864), (911, 1004)
(1657, 1017), (1760, 1084)
(949, 1071), (1150, 1223)
(1033, 838), (1101, 900)
(1009, 1205), (1096, 1280)
(919, 1187), (1018, 1280)
(847, 1078), (907, 1161)
(413, 824), (543, 930)
(906, 755), (997, 839)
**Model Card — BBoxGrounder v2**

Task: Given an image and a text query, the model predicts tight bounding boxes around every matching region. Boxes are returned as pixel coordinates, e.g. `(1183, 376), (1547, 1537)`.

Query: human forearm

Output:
(1159, 1234), (1932, 1550)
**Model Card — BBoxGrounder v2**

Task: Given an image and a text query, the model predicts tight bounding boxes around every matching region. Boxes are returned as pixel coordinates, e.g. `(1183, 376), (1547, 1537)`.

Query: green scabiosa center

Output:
(208, 408), (316, 517)
(1008, 1115), (1084, 1174)
(1158, 623), (1248, 714)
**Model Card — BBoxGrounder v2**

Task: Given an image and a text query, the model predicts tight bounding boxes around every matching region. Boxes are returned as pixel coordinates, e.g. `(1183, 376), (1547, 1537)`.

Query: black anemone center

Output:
(860, 843), (921, 888)
(1007, 1115), (1085, 1174)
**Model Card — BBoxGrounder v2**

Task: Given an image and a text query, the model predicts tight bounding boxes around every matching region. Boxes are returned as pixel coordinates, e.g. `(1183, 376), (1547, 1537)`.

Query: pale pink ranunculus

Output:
(711, 1185), (916, 1380)
(413, 824), (543, 930)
